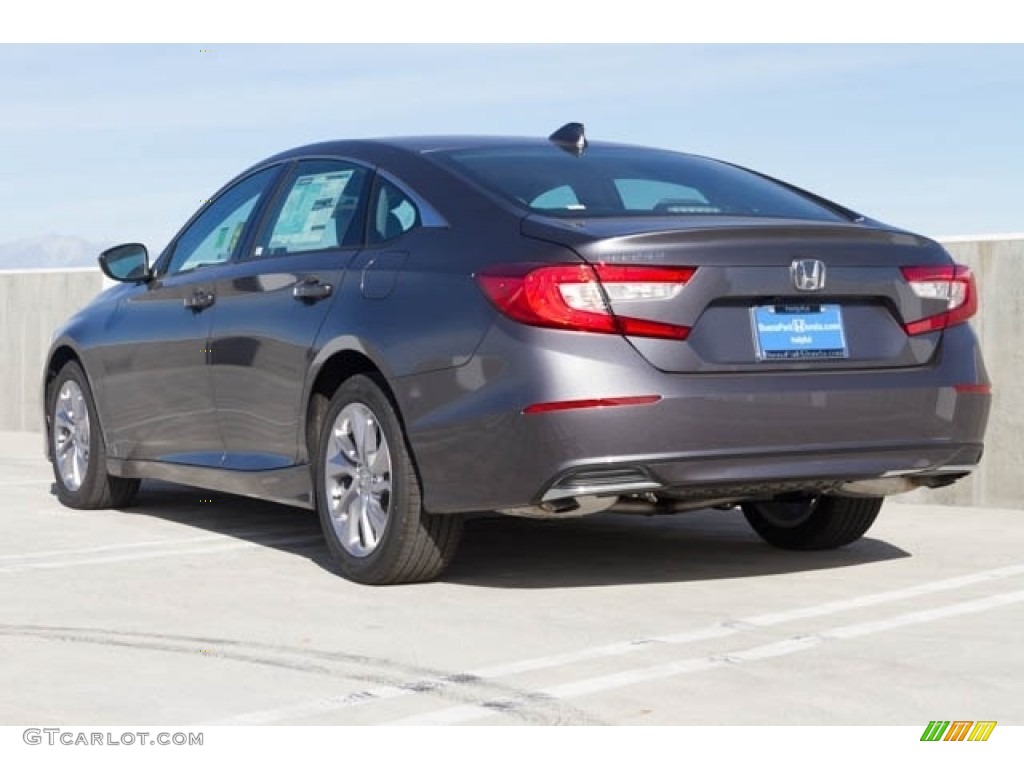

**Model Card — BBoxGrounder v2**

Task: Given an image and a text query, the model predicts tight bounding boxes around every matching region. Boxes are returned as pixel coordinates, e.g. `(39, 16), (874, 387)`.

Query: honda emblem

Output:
(791, 259), (826, 292)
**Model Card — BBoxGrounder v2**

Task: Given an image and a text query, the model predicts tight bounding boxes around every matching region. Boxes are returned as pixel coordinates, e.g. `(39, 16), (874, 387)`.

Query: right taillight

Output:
(477, 263), (696, 341)
(901, 265), (978, 336)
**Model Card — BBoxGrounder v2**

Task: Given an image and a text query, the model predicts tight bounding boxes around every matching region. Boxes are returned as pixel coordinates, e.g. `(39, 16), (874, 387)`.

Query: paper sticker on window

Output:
(271, 170), (354, 249)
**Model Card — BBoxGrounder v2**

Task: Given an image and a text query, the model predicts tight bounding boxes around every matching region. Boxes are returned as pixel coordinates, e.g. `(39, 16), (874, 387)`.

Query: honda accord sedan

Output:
(43, 123), (991, 584)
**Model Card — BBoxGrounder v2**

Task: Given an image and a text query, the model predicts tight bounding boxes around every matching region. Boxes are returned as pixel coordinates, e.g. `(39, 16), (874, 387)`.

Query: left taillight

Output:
(901, 265), (978, 336)
(476, 263), (696, 341)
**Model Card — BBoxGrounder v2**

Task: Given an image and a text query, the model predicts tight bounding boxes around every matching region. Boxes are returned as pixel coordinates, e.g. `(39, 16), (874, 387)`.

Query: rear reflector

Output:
(901, 265), (978, 335)
(954, 384), (991, 394)
(478, 263), (695, 340)
(523, 395), (662, 414)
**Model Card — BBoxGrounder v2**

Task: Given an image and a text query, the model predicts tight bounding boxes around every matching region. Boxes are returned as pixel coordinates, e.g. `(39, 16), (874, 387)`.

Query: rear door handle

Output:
(293, 277), (333, 302)
(184, 289), (215, 310)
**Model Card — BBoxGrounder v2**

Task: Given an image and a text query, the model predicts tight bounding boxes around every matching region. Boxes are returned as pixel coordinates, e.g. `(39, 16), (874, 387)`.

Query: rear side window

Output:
(256, 160), (369, 257)
(434, 145), (844, 222)
(369, 178), (420, 244)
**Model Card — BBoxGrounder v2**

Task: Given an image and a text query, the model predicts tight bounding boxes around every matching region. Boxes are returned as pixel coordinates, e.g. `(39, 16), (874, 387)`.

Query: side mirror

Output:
(99, 243), (151, 283)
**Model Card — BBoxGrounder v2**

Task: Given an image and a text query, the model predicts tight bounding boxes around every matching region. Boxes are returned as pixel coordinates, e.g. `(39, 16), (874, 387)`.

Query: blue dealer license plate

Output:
(752, 304), (848, 360)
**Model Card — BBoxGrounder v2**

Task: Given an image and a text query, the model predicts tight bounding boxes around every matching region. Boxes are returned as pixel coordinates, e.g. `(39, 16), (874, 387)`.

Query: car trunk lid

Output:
(521, 215), (969, 373)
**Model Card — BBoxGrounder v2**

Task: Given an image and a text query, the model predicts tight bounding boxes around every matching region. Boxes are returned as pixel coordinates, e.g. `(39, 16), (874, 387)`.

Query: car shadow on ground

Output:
(84, 480), (910, 589)
(446, 511), (908, 589)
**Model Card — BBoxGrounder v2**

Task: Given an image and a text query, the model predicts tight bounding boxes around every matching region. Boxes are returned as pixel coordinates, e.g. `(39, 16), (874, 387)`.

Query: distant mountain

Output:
(0, 235), (113, 270)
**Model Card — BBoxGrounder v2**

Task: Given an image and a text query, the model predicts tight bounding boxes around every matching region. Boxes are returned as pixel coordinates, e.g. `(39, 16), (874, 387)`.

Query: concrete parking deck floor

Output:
(1, 430), (1021, 726)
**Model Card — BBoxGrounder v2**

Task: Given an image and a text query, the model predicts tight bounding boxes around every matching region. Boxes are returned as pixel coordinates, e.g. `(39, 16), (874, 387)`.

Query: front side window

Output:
(163, 166), (278, 276)
(433, 145), (846, 222)
(257, 160), (370, 257)
(369, 179), (420, 244)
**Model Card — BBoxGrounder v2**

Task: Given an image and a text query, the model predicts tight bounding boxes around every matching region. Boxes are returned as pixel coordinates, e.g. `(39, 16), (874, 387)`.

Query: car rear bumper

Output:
(539, 442), (984, 504)
(396, 322), (991, 514)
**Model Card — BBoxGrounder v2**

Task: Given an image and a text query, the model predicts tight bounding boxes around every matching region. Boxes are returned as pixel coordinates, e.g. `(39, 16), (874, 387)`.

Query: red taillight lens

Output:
(477, 263), (696, 340)
(901, 265), (978, 336)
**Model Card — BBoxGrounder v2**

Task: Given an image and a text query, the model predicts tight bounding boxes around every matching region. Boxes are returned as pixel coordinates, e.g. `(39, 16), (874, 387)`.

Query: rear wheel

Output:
(48, 361), (140, 509)
(741, 495), (882, 550)
(314, 374), (462, 585)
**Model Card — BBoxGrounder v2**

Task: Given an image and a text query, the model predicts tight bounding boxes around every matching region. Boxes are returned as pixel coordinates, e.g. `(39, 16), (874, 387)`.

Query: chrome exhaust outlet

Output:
(834, 477), (921, 497)
(497, 494), (619, 519)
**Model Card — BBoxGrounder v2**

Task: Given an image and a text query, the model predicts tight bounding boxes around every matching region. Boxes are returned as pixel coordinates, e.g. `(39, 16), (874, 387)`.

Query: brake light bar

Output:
(901, 265), (978, 336)
(477, 263), (696, 340)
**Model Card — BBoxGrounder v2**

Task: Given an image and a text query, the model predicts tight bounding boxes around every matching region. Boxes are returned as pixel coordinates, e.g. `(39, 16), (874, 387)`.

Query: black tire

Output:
(47, 361), (140, 509)
(314, 374), (462, 585)
(741, 495), (882, 550)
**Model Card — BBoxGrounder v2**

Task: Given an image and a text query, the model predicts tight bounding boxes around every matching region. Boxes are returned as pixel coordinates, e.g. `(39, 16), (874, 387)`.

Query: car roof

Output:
(265, 135), (644, 161)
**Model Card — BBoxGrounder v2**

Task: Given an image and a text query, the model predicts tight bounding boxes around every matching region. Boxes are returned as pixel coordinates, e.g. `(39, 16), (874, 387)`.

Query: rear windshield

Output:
(432, 145), (845, 222)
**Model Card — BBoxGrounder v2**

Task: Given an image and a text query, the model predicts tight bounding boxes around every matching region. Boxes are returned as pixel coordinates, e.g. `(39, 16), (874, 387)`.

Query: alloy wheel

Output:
(323, 402), (392, 557)
(53, 380), (91, 492)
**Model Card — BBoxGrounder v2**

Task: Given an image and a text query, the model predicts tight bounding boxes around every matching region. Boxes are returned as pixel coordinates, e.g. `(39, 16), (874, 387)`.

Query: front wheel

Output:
(48, 361), (140, 509)
(741, 495), (882, 550)
(314, 375), (462, 585)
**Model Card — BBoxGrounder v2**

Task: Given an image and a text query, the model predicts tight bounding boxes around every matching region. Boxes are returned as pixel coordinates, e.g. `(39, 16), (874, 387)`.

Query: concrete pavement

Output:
(0, 430), (1021, 726)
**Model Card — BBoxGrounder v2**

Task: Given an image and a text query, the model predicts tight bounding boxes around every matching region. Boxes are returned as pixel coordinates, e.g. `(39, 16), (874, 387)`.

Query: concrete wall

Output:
(0, 268), (105, 433)
(2, 237), (1021, 508)
(894, 236), (1024, 510)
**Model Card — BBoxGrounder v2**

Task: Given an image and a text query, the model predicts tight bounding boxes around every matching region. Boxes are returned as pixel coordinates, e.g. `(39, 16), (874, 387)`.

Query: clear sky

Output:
(1, 44), (1021, 251)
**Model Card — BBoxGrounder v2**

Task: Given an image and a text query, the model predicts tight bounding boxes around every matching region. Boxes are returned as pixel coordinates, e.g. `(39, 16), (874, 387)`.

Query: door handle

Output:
(184, 289), (215, 311)
(293, 277), (333, 302)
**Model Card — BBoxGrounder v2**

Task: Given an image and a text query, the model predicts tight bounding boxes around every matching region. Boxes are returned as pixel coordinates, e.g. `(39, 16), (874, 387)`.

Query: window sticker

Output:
(271, 171), (353, 249)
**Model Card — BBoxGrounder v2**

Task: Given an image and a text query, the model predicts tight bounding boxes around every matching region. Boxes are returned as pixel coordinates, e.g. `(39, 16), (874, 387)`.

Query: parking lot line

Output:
(0, 533), (323, 573)
(387, 588), (1024, 725)
(205, 562), (1024, 725)
(0, 529), (312, 562)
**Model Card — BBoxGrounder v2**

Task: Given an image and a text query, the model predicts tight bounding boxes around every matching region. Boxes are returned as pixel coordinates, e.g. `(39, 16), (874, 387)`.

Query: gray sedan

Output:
(43, 123), (991, 584)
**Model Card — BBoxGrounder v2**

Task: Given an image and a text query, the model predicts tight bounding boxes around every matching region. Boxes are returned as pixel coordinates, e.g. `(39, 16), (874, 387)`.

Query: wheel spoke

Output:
(344, 499), (362, 549)
(369, 439), (390, 475)
(356, 495), (376, 549)
(365, 497), (388, 539)
(70, 395), (83, 423)
(350, 412), (369, 464)
(331, 424), (358, 463)
(331, 481), (359, 518)
(54, 409), (74, 432)
(72, 447), (86, 487)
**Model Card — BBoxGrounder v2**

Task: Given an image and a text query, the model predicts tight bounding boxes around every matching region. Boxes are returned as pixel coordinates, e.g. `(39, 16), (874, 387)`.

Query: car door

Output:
(96, 165), (282, 464)
(207, 158), (372, 469)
